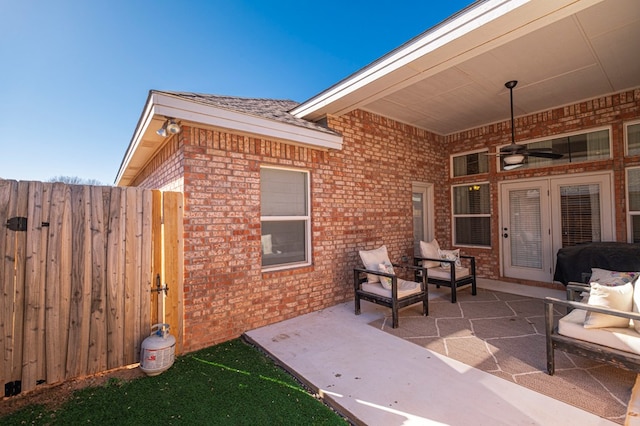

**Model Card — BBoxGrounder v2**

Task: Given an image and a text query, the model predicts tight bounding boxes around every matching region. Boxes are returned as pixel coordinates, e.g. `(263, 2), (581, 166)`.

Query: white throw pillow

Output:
(438, 248), (461, 269)
(419, 239), (441, 268)
(583, 282), (633, 329)
(589, 268), (639, 287)
(359, 245), (392, 283)
(378, 262), (395, 290)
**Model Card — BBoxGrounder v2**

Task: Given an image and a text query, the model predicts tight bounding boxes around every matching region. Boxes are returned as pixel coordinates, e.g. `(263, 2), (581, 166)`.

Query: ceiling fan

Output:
(497, 80), (563, 170)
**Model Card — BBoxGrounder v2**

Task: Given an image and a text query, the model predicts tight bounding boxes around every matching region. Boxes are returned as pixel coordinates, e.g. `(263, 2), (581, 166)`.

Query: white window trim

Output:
(624, 119), (640, 156)
(260, 166), (312, 272)
(451, 181), (491, 248)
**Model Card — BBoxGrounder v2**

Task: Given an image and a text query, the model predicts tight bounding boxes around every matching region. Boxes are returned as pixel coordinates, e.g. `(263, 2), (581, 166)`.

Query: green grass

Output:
(1, 338), (349, 425)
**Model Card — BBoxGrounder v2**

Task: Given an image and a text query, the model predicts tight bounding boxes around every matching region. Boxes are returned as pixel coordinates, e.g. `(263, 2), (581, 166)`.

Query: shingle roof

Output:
(155, 91), (339, 136)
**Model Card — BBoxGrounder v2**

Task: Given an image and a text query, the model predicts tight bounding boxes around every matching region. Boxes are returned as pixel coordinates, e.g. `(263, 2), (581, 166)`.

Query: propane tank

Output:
(139, 323), (176, 376)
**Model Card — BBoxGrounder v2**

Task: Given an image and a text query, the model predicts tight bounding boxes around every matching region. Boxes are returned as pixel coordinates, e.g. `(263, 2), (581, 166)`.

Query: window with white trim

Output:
(260, 167), (311, 269)
(626, 121), (640, 156)
(452, 182), (491, 247)
(452, 150), (489, 177)
(499, 128), (610, 171)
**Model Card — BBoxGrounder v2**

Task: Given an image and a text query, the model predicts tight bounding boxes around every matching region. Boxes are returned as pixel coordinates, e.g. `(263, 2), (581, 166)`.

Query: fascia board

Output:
(153, 93), (343, 150)
(115, 92), (156, 185)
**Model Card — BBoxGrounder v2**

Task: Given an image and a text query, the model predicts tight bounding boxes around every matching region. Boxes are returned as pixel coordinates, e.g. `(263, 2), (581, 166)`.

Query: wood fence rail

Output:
(0, 180), (182, 397)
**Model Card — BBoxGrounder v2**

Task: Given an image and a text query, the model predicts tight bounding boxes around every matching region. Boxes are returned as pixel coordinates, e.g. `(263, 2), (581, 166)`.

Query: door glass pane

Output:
(509, 189), (542, 268)
(413, 192), (424, 252)
(632, 215), (640, 243)
(560, 184), (601, 246)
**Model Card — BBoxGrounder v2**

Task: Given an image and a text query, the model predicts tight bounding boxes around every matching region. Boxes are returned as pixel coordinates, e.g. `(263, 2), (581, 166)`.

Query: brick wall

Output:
(446, 89), (640, 286)
(170, 112), (445, 352)
(133, 88), (640, 352)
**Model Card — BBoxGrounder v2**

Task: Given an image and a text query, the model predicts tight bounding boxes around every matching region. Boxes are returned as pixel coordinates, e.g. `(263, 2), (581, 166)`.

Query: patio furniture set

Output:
(354, 242), (640, 376)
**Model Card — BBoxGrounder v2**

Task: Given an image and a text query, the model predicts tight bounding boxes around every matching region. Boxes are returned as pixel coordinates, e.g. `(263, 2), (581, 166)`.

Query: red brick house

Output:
(116, 0), (640, 352)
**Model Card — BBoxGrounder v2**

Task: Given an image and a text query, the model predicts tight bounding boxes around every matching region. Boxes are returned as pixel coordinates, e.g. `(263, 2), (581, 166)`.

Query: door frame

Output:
(499, 171), (615, 282)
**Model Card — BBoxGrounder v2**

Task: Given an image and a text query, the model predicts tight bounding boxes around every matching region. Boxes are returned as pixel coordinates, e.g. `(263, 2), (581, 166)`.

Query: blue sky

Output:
(0, 0), (474, 185)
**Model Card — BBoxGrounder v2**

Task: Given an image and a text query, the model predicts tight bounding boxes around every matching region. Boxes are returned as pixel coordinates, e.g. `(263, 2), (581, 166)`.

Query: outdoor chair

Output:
(545, 270), (640, 375)
(354, 245), (428, 328)
(413, 239), (476, 303)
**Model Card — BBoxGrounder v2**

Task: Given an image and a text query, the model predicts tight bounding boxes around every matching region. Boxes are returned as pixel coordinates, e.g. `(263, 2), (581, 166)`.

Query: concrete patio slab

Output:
(245, 280), (618, 425)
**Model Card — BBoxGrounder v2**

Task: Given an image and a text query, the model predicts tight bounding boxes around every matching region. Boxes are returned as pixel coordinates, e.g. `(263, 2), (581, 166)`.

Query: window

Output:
(627, 167), (640, 243)
(261, 167), (311, 269)
(626, 121), (640, 156)
(500, 128), (610, 171)
(452, 151), (489, 177)
(452, 183), (491, 246)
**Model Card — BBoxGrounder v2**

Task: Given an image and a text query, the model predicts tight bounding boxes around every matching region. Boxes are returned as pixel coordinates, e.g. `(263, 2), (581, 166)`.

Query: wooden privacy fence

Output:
(0, 180), (183, 397)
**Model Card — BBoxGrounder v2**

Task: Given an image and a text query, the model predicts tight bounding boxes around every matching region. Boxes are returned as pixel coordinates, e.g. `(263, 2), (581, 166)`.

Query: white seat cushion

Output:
(558, 309), (640, 355)
(361, 280), (422, 299)
(427, 266), (470, 280)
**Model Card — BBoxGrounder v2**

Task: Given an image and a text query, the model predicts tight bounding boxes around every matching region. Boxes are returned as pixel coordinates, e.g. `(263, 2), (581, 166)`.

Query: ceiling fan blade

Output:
(526, 148), (563, 159)
(499, 144), (526, 154)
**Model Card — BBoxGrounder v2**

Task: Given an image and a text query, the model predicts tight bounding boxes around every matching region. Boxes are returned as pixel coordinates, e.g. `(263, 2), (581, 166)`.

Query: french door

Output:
(500, 172), (614, 282)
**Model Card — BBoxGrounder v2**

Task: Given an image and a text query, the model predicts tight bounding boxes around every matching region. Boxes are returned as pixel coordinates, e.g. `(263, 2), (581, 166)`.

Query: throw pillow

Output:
(359, 245), (392, 283)
(583, 282), (633, 329)
(589, 268), (639, 287)
(419, 239), (441, 268)
(439, 248), (461, 269)
(378, 262), (395, 290)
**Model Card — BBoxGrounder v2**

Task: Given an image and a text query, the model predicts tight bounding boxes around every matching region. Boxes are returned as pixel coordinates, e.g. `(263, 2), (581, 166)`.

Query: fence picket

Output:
(22, 181), (45, 392)
(11, 181), (30, 385)
(0, 180), (17, 388)
(87, 186), (108, 374)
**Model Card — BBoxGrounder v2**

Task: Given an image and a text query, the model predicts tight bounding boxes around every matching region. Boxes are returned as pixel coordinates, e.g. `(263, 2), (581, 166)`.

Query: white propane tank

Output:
(139, 323), (176, 376)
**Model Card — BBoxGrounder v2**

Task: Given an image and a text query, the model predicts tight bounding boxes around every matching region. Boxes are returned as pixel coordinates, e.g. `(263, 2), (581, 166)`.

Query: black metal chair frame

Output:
(354, 264), (428, 328)
(413, 255), (477, 303)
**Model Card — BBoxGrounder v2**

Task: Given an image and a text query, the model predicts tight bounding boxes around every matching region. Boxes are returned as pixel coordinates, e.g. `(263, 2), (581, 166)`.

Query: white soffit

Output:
(290, 0), (639, 136)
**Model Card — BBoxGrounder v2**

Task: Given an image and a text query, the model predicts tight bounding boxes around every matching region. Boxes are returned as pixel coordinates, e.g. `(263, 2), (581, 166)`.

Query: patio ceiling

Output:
(292, 0), (640, 136)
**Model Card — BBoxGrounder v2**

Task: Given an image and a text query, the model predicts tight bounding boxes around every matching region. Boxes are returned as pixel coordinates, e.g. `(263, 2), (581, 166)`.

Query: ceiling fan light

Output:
(504, 153), (525, 165)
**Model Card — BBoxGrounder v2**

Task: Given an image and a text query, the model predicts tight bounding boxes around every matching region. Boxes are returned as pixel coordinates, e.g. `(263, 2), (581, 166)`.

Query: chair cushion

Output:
(419, 239), (441, 268)
(583, 282), (633, 329)
(427, 266), (470, 280)
(359, 245), (391, 283)
(361, 280), (421, 299)
(438, 248), (461, 268)
(559, 308), (640, 355)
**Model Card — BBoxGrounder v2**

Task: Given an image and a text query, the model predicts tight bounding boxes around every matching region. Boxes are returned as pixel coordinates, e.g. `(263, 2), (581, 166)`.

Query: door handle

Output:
(503, 233), (509, 238)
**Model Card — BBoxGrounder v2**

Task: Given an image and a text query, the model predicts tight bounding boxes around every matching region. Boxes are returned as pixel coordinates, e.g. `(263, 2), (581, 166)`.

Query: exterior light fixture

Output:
(156, 118), (181, 137)
(167, 119), (181, 134)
